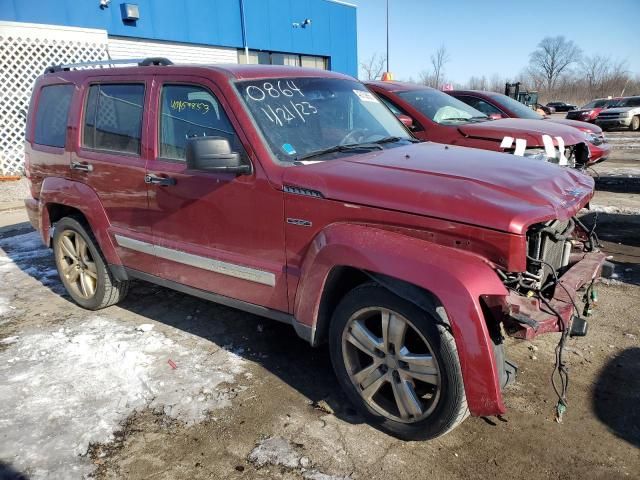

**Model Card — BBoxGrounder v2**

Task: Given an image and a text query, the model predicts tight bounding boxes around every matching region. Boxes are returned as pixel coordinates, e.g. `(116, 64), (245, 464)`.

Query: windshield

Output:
(397, 88), (487, 124)
(617, 97), (640, 108)
(235, 77), (412, 163)
(486, 92), (543, 119)
(582, 99), (608, 109)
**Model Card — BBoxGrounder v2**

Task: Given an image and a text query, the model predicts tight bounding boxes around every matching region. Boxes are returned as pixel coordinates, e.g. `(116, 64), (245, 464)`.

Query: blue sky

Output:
(352, 0), (640, 82)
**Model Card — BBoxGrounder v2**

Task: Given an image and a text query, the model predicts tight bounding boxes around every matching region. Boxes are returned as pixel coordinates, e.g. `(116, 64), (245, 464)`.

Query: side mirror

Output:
(185, 136), (251, 175)
(396, 113), (415, 130)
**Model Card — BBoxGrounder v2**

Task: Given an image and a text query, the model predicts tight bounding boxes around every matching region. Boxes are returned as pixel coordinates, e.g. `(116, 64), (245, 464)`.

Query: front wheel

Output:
(53, 216), (129, 310)
(329, 284), (468, 440)
(630, 115), (640, 131)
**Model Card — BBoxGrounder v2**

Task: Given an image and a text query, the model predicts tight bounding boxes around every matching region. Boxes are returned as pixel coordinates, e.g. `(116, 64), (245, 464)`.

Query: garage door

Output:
(108, 37), (238, 65)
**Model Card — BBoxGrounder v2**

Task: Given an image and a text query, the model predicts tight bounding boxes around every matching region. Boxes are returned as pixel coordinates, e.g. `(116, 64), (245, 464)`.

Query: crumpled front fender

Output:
(294, 223), (509, 417)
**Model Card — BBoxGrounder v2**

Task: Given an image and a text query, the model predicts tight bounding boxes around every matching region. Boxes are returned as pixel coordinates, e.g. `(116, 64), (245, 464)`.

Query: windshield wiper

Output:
(295, 143), (383, 162)
(372, 136), (419, 144)
(441, 117), (474, 122)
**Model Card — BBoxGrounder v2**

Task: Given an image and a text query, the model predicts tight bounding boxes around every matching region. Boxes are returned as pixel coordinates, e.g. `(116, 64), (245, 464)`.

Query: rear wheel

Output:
(630, 115), (640, 131)
(53, 217), (129, 309)
(329, 284), (468, 440)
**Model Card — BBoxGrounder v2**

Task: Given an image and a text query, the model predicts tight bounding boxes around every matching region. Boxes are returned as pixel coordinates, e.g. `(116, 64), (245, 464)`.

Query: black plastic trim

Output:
(108, 264), (129, 282)
(123, 267), (311, 332)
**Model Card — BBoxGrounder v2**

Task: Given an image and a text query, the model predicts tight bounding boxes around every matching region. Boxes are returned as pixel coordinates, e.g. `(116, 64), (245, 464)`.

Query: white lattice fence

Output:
(0, 22), (109, 175)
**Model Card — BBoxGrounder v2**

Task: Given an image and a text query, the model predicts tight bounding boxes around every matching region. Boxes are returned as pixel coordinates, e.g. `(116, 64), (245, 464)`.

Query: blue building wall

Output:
(0, 0), (358, 76)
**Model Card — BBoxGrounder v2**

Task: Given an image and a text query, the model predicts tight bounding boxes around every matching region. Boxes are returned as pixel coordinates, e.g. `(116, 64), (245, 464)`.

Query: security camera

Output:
(99, 0), (111, 8)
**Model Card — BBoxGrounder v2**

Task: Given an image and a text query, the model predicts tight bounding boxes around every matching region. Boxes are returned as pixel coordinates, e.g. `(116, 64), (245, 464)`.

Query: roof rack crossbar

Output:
(44, 57), (173, 74)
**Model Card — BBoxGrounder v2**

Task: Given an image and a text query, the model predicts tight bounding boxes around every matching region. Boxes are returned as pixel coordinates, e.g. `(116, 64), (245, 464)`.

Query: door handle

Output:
(70, 161), (93, 172)
(145, 173), (176, 186)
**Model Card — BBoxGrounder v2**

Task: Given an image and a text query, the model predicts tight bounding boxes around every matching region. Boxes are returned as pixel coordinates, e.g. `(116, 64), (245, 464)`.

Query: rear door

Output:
(142, 75), (288, 312)
(70, 76), (154, 273)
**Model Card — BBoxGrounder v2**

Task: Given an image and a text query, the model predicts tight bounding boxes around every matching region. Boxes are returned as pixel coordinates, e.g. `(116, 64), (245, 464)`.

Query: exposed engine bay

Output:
(499, 217), (597, 298)
(493, 215), (606, 421)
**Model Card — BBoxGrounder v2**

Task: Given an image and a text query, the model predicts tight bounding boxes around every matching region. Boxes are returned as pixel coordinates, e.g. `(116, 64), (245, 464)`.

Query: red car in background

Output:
(566, 98), (622, 123)
(366, 81), (594, 167)
(448, 90), (610, 164)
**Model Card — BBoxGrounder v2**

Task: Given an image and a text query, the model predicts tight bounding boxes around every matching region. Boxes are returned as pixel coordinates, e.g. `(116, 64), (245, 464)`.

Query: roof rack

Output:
(44, 57), (173, 74)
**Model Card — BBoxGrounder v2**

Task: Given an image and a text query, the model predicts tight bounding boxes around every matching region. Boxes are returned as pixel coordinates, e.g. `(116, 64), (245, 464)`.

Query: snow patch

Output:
(248, 436), (301, 468)
(0, 316), (245, 479)
(0, 230), (45, 253)
(589, 204), (640, 215)
(0, 231), (51, 264)
(303, 471), (351, 480)
(0, 296), (10, 317)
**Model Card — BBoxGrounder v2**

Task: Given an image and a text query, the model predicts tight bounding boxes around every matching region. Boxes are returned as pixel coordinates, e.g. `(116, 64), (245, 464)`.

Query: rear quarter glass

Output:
(34, 84), (75, 147)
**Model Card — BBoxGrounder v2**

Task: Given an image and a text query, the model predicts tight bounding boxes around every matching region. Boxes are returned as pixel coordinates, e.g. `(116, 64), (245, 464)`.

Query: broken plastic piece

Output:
(168, 359), (177, 369)
(555, 401), (566, 423)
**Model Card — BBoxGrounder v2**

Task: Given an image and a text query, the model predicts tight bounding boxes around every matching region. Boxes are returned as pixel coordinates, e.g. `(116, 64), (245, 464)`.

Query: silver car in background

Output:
(596, 96), (640, 131)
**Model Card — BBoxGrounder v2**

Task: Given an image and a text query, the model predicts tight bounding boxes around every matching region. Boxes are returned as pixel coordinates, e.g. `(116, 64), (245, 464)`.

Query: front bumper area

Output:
(503, 250), (608, 340)
(596, 118), (631, 129)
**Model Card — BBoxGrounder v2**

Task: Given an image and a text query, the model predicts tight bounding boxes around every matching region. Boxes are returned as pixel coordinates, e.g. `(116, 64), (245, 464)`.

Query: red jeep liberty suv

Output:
(24, 59), (606, 440)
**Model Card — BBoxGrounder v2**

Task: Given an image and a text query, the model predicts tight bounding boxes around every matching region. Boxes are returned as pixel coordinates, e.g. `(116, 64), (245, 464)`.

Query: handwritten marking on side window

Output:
(170, 100), (210, 114)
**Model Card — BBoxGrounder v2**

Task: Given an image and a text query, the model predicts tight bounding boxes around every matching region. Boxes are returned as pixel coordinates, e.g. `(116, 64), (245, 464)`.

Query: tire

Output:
(329, 284), (468, 440)
(53, 216), (129, 310)
(630, 116), (640, 131)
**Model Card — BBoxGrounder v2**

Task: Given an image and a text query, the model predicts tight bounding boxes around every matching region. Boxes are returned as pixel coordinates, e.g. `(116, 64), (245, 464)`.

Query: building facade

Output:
(0, 0), (357, 174)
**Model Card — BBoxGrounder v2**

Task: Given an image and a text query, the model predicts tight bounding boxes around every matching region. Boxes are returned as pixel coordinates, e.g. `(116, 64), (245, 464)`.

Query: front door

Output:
(143, 76), (288, 312)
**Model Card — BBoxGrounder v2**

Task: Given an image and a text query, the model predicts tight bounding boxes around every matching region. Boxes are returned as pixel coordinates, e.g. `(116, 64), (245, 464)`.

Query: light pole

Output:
(386, 0), (389, 72)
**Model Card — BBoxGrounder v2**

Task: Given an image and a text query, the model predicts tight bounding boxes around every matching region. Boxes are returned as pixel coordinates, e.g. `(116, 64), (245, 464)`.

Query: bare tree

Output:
(359, 53), (386, 81)
(528, 36), (581, 92)
(580, 55), (629, 97)
(418, 70), (434, 86)
(488, 74), (506, 93)
(467, 75), (488, 90)
(430, 44), (450, 89)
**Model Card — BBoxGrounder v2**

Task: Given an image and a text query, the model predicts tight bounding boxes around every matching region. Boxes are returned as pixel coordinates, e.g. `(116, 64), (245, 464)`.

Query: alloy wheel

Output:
(341, 307), (441, 423)
(55, 230), (98, 299)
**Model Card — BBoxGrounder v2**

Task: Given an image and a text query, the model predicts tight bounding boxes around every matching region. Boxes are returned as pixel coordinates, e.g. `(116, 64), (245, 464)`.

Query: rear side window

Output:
(159, 84), (241, 161)
(34, 84), (74, 147)
(83, 84), (145, 154)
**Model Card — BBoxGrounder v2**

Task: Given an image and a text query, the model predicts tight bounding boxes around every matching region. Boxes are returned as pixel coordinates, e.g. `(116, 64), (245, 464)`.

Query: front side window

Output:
(236, 77), (412, 163)
(34, 84), (74, 147)
(582, 99), (608, 109)
(159, 84), (241, 161)
(83, 83), (144, 154)
(397, 88), (488, 125)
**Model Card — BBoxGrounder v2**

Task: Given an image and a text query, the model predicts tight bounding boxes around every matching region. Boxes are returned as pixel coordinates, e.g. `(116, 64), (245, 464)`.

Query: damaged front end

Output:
(492, 217), (608, 340)
(516, 141), (590, 169)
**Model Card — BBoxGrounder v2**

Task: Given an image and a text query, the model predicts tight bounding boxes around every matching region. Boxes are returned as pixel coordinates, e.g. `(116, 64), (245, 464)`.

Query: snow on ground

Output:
(248, 437), (351, 480)
(589, 204), (640, 215)
(0, 231), (247, 479)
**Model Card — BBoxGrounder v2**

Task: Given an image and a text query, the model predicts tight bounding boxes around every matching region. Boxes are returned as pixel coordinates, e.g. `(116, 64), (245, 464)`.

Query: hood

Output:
(457, 118), (586, 148)
(599, 106), (637, 114)
(546, 118), (601, 134)
(282, 142), (594, 235)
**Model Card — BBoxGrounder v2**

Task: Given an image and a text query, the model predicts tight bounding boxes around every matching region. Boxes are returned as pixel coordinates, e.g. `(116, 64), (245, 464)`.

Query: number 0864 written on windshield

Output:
(236, 77), (410, 163)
